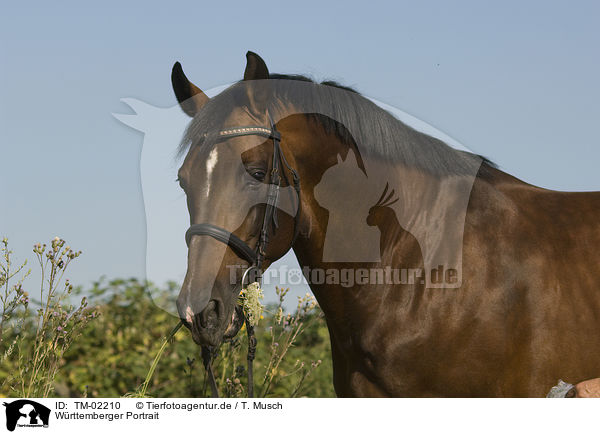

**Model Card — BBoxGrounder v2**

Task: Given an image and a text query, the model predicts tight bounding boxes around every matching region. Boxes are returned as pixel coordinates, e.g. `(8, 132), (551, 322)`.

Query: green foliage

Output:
(205, 287), (332, 398)
(56, 279), (335, 398)
(0, 238), (335, 398)
(1, 237), (96, 398)
(54, 278), (193, 397)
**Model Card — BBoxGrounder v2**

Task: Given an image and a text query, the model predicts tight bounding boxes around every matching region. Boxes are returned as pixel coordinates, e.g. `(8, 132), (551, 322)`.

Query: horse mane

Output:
(180, 73), (495, 177)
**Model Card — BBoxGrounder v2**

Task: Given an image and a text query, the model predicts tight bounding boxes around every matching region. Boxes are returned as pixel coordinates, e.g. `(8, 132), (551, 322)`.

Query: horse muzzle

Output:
(178, 298), (244, 346)
(178, 299), (222, 346)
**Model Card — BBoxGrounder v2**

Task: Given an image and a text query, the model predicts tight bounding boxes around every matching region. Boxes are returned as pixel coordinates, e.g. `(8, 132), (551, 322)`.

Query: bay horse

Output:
(173, 51), (600, 397)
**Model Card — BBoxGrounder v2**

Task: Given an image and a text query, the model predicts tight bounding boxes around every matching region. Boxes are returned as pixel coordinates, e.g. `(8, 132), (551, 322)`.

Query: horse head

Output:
(173, 53), (303, 346)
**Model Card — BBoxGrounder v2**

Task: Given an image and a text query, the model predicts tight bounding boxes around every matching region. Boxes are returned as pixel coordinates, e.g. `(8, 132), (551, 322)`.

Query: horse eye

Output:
(250, 169), (266, 182)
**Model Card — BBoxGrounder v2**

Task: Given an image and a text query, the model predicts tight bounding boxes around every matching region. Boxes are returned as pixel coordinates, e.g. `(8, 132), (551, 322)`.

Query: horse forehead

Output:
(223, 104), (263, 127)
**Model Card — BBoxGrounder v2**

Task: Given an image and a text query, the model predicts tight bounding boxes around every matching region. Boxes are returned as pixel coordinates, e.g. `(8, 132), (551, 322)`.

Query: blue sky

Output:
(1, 1), (599, 309)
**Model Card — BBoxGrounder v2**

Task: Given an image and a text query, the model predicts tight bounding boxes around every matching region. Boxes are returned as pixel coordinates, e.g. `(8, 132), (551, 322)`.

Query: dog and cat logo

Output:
(2, 400), (50, 431)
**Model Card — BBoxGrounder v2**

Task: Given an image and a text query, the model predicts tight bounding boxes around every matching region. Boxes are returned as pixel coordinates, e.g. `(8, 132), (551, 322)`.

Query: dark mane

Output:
(269, 73), (359, 94)
(180, 73), (495, 176)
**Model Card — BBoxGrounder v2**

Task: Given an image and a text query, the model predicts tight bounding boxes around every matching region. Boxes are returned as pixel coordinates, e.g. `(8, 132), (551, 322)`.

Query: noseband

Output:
(184, 115), (301, 397)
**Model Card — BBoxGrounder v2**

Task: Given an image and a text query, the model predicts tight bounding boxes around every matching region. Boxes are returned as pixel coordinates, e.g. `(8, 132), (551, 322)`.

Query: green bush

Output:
(1, 238), (335, 398)
(56, 279), (335, 398)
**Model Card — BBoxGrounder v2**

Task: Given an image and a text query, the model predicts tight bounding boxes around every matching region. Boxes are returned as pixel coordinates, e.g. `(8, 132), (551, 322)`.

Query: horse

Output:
(172, 51), (600, 397)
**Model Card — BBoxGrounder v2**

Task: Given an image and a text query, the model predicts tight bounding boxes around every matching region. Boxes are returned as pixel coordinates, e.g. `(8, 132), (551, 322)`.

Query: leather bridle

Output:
(183, 115), (301, 397)
(185, 116), (301, 271)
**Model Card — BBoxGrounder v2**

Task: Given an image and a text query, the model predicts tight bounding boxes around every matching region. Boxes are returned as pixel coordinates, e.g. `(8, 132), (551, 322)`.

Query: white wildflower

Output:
(239, 282), (264, 327)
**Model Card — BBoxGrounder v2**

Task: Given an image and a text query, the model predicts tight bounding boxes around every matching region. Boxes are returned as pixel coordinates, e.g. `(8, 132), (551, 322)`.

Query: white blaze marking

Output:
(205, 148), (218, 197)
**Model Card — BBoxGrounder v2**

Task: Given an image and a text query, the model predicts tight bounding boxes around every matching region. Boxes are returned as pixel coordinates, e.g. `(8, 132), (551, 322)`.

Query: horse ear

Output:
(242, 51), (270, 114)
(171, 62), (209, 117)
(243, 51), (269, 80)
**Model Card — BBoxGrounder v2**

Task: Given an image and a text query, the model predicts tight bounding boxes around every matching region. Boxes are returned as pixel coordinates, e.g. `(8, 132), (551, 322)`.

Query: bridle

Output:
(185, 117), (301, 269)
(183, 115), (301, 397)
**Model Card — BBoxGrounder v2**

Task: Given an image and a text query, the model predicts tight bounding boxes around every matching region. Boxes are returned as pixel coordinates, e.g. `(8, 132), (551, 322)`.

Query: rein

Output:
(184, 115), (301, 398)
(199, 317), (257, 398)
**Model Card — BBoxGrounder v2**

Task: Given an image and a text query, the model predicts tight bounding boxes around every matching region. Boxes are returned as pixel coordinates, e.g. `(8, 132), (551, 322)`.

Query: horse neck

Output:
(290, 154), (435, 323)
(285, 113), (483, 319)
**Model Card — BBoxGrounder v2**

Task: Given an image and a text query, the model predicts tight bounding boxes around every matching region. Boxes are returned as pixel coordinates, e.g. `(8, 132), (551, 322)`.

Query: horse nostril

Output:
(200, 300), (219, 329)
